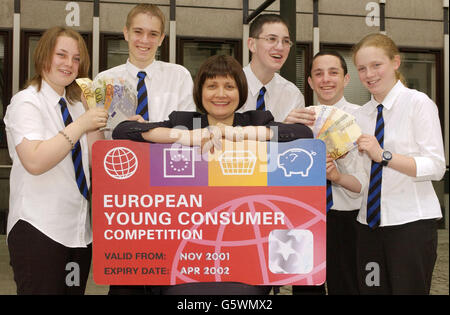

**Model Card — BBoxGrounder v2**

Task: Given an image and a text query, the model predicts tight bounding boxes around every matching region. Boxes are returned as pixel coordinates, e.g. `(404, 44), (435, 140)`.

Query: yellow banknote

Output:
(76, 78), (96, 109)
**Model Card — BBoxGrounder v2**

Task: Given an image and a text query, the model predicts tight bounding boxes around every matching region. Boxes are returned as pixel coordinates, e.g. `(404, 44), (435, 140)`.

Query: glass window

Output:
(399, 52), (436, 102)
(27, 36), (41, 81)
(1, 31), (11, 150)
(106, 38), (129, 69)
(338, 49), (371, 106)
(295, 46), (306, 95)
(0, 35), (5, 118)
(181, 40), (238, 79)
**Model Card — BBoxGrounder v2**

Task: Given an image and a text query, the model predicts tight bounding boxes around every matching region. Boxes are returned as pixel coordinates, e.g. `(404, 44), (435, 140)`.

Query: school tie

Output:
(326, 180), (333, 213)
(136, 71), (149, 121)
(59, 98), (89, 200)
(367, 104), (384, 229)
(256, 86), (266, 111)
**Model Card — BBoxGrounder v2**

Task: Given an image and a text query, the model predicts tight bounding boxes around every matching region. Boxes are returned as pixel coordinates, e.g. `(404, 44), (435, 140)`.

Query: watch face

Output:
(383, 151), (392, 160)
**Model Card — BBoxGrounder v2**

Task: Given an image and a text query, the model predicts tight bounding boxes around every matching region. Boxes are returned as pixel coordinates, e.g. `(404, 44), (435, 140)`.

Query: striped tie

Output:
(326, 180), (333, 212)
(59, 98), (89, 200)
(256, 86), (266, 111)
(367, 104), (384, 228)
(136, 71), (149, 120)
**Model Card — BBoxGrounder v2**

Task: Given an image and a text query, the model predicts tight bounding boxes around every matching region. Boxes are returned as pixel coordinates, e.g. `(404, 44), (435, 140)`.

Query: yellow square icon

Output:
(208, 140), (267, 186)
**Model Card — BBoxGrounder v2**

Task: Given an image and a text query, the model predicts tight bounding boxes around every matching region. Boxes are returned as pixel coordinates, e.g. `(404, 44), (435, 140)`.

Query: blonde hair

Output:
(26, 26), (90, 104)
(352, 33), (406, 85)
(125, 4), (165, 34)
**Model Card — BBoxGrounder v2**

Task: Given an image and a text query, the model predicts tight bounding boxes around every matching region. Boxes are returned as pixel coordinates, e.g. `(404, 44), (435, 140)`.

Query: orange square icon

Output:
(208, 140), (267, 186)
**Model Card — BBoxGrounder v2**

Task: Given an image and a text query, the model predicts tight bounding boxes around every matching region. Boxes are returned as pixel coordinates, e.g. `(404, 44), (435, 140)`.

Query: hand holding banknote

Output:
(326, 154), (341, 182)
(284, 108), (316, 126)
(74, 107), (109, 132)
(309, 105), (362, 159)
(356, 134), (383, 163)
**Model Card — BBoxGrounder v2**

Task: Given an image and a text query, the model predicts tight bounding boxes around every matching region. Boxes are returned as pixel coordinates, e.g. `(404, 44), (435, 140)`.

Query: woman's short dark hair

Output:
(193, 55), (248, 113)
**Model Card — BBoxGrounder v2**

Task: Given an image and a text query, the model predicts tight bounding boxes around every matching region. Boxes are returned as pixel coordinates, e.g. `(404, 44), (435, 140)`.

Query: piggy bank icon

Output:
(277, 148), (316, 177)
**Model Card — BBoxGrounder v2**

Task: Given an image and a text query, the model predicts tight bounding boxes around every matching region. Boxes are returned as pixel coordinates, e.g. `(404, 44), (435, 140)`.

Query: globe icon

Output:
(104, 147), (138, 180)
(170, 194), (326, 286)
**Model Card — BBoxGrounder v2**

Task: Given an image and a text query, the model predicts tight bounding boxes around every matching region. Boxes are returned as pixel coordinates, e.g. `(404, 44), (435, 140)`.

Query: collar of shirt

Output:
(243, 64), (276, 99)
(126, 59), (158, 80)
(363, 80), (404, 115)
(40, 79), (67, 109)
(317, 96), (347, 108)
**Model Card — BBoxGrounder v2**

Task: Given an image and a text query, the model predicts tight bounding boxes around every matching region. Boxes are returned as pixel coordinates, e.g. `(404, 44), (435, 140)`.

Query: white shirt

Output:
(95, 59), (196, 137)
(239, 64), (305, 122)
(356, 81), (445, 226)
(4, 80), (91, 247)
(322, 97), (367, 211)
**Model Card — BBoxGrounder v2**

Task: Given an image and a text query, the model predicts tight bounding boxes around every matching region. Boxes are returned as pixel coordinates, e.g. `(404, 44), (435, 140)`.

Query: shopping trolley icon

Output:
(218, 150), (256, 175)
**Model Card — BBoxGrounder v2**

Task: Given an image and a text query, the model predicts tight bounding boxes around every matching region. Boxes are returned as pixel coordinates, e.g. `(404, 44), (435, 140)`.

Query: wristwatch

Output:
(381, 150), (392, 166)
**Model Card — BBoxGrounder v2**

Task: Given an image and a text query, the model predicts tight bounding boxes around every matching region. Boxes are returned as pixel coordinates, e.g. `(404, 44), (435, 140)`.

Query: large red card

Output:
(92, 139), (326, 286)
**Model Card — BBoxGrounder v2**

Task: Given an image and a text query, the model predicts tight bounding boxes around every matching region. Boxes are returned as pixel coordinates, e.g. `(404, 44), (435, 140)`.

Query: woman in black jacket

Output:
(112, 55), (312, 295)
(113, 55), (312, 150)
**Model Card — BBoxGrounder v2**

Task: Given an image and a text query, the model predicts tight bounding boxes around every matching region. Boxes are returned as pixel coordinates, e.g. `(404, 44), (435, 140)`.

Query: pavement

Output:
(0, 230), (448, 295)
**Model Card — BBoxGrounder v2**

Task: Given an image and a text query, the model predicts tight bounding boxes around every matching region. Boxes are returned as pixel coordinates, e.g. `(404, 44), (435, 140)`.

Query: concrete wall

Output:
(0, 0), (445, 48)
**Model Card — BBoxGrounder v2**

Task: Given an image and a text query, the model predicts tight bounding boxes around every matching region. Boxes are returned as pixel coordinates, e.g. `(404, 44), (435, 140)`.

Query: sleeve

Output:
(268, 121), (314, 142)
(176, 68), (196, 112)
(294, 89), (306, 109)
(112, 120), (173, 142)
(411, 94), (446, 181)
(4, 93), (46, 147)
(243, 110), (313, 142)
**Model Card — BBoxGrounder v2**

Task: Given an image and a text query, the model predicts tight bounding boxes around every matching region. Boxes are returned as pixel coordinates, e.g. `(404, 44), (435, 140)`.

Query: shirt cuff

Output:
(413, 156), (446, 181)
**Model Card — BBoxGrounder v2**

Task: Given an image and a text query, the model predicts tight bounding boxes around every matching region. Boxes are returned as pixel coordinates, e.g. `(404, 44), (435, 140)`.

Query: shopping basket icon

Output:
(218, 150), (257, 175)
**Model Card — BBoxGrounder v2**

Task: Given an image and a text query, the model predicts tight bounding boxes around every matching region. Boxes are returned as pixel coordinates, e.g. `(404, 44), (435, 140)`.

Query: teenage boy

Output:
(239, 14), (305, 122)
(288, 51), (366, 295)
(96, 4), (195, 295)
(95, 3), (195, 135)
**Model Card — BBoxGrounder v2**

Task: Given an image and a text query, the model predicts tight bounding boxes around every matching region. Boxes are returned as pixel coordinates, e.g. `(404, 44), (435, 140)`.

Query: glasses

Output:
(254, 35), (293, 48)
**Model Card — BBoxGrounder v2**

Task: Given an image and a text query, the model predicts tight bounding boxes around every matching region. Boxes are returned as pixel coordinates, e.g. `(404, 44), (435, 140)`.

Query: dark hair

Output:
(249, 14), (289, 38)
(193, 55), (248, 113)
(308, 50), (348, 77)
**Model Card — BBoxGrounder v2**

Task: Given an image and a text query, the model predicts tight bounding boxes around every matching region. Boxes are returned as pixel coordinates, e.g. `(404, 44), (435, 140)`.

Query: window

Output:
(399, 52), (436, 102)
(27, 35), (41, 82)
(178, 38), (242, 79)
(1, 33), (7, 118)
(334, 49), (371, 106)
(0, 30), (11, 148)
(295, 44), (312, 105)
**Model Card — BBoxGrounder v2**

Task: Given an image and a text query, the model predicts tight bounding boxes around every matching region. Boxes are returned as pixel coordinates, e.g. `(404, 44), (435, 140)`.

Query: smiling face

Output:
(42, 35), (80, 95)
(354, 46), (400, 103)
(308, 54), (349, 105)
(248, 22), (291, 75)
(202, 76), (240, 126)
(123, 12), (165, 69)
